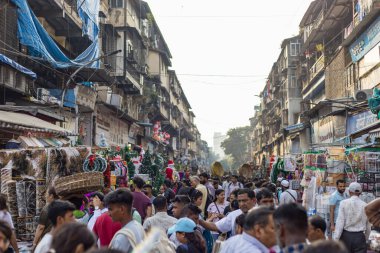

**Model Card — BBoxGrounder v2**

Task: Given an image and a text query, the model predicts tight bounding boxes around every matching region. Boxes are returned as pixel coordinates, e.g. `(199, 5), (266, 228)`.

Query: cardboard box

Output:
(327, 173), (345, 186)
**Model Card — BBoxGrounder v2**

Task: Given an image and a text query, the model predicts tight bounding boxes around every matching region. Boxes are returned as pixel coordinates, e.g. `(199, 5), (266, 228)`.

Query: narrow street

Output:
(0, 0), (379, 253)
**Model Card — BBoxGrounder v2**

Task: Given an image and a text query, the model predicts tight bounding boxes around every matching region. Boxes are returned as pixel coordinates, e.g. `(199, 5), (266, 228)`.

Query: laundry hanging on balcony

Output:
(77, 0), (100, 42)
(11, 0), (100, 69)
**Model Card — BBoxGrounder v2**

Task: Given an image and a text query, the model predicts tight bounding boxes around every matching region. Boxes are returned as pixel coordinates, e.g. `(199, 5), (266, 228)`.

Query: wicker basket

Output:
(54, 172), (104, 196)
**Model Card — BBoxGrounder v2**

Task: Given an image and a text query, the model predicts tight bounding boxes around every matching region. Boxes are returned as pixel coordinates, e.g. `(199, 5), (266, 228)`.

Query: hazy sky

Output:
(145, 0), (313, 146)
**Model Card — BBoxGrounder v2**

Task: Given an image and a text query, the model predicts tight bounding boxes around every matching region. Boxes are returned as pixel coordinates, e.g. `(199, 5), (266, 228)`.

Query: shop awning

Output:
(285, 123), (305, 133)
(0, 110), (75, 136)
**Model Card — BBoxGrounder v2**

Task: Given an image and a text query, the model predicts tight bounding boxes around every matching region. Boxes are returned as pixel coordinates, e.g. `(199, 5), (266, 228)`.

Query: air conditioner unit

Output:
(37, 88), (50, 103)
(355, 89), (373, 101)
(2, 67), (15, 88)
(110, 94), (123, 109)
(15, 74), (27, 93)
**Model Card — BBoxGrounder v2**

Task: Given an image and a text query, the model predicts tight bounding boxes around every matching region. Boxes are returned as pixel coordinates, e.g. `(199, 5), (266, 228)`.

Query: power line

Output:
(155, 15), (295, 19)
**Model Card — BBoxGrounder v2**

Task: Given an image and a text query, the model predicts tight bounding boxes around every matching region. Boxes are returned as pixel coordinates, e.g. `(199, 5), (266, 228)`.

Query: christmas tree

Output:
(139, 150), (152, 175)
(123, 146), (137, 180)
(152, 153), (165, 196)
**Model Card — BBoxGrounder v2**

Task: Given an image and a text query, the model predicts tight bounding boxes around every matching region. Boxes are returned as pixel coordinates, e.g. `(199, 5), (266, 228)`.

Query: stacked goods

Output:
(35, 179), (46, 215)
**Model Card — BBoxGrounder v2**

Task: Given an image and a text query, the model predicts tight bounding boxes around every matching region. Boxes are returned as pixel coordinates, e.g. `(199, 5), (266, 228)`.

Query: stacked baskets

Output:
(54, 172), (104, 196)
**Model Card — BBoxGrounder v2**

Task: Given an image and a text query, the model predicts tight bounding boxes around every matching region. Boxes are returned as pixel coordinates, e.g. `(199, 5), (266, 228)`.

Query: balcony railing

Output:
(344, 0), (380, 39)
(309, 54), (325, 83)
(303, 10), (324, 42)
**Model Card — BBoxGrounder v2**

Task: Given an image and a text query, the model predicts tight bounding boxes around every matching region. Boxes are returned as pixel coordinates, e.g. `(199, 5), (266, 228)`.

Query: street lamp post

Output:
(60, 49), (121, 107)
(60, 50), (121, 143)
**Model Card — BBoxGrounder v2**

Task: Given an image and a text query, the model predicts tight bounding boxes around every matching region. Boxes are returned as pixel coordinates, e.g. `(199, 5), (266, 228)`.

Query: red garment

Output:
(165, 167), (173, 180)
(93, 212), (122, 247)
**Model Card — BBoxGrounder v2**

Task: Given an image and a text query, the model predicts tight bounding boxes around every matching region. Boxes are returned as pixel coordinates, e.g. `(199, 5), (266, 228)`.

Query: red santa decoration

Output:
(165, 160), (175, 181)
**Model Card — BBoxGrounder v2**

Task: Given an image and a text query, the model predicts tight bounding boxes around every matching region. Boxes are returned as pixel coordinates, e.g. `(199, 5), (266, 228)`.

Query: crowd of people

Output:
(0, 172), (379, 253)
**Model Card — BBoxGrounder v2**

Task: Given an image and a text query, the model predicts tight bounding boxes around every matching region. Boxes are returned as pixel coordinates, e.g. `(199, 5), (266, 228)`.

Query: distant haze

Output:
(145, 0), (313, 145)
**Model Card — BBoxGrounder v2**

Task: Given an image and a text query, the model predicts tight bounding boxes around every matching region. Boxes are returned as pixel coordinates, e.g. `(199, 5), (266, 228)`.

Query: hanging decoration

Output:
(152, 121), (171, 145)
(83, 153), (107, 172)
(98, 133), (108, 148)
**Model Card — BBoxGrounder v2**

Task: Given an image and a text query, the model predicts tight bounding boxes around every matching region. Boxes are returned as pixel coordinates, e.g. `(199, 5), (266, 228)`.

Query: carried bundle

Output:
(54, 172), (104, 196)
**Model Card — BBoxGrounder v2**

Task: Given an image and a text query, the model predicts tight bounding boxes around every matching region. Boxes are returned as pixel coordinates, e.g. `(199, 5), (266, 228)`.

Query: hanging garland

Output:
(83, 154), (107, 172)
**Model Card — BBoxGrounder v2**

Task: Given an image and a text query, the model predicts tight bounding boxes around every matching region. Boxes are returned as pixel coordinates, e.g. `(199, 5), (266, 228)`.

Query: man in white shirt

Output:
(199, 189), (256, 236)
(87, 192), (108, 231)
(143, 196), (177, 232)
(190, 176), (208, 216)
(34, 200), (76, 253)
(334, 182), (371, 253)
(279, 180), (297, 205)
(225, 175), (243, 202)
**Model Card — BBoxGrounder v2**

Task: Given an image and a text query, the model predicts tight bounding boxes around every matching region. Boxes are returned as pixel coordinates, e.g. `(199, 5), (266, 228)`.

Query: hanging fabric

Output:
(11, 0), (100, 68)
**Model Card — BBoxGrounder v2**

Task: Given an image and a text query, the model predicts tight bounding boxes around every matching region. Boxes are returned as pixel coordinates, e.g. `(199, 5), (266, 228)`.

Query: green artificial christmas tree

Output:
(139, 150), (152, 175)
(124, 146), (137, 180)
(152, 153), (165, 196)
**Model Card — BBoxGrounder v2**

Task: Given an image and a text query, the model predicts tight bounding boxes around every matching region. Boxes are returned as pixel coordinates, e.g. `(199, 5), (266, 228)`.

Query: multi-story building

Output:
(252, 36), (303, 159)
(250, 0), (380, 162)
(0, 0), (208, 163)
(213, 132), (226, 159)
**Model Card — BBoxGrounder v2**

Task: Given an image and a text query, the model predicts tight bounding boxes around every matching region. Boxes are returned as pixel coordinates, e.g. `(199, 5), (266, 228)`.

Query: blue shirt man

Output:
(329, 180), (347, 233)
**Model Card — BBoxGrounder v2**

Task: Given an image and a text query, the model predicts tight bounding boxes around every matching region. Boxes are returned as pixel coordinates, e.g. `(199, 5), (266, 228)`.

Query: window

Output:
(290, 42), (300, 56)
(290, 75), (297, 88)
(110, 0), (124, 8)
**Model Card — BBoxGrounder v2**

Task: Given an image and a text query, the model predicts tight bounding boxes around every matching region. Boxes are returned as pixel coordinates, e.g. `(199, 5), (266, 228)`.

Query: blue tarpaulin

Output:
(77, 0), (99, 42)
(0, 53), (37, 79)
(49, 89), (77, 109)
(11, 0), (100, 69)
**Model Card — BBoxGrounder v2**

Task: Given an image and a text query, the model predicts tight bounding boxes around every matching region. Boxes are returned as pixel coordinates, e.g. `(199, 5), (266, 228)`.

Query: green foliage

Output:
(123, 146), (138, 179)
(139, 151), (165, 196)
(152, 154), (165, 196)
(140, 150), (152, 175)
(221, 126), (252, 169)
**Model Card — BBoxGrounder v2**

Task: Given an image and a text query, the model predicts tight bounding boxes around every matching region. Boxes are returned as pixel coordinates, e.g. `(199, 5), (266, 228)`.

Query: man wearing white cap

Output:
(334, 182), (371, 253)
(279, 180), (297, 205)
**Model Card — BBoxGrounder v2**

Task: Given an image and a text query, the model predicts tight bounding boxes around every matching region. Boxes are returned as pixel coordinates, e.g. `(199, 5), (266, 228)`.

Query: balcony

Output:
(343, 0), (380, 45)
(309, 54), (325, 83)
(108, 2), (143, 35)
(303, 10), (324, 43)
(160, 104), (170, 119)
(29, 0), (83, 38)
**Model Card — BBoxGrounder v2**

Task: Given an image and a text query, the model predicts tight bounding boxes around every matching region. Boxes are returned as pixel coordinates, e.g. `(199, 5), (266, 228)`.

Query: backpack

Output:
(133, 228), (176, 253)
(203, 229), (214, 253)
(109, 227), (138, 249)
(204, 187), (214, 217)
(227, 182), (243, 191)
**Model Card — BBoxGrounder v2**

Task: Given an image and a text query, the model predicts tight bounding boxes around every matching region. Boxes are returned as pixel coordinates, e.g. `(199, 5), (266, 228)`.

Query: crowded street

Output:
(1, 0), (380, 252)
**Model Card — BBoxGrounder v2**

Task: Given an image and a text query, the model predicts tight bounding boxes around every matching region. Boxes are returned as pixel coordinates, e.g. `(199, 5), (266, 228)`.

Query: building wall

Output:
(325, 47), (346, 99)
(95, 106), (130, 146)
(358, 42), (380, 90)
(147, 51), (160, 77)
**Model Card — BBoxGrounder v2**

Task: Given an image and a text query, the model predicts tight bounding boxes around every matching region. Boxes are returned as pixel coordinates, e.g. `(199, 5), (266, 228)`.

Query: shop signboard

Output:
(347, 110), (378, 143)
(347, 110), (378, 134)
(313, 116), (334, 144)
(312, 115), (346, 144)
(349, 16), (380, 63)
